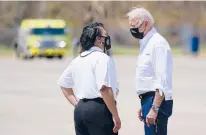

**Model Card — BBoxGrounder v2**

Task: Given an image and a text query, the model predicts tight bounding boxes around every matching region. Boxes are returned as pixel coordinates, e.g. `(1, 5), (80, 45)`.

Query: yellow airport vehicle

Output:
(13, 19), (70, 59)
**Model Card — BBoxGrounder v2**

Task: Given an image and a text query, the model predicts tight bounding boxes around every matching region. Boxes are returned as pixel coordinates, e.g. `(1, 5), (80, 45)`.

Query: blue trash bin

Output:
(190, 36), (199, 55)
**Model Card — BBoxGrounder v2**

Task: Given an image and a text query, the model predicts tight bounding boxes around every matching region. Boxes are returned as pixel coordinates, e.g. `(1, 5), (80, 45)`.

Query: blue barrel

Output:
(190, 36), (199, 54)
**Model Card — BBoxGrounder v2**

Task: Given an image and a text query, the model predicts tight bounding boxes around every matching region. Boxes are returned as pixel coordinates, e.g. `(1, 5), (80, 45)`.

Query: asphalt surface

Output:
(0, 55), (206, 135)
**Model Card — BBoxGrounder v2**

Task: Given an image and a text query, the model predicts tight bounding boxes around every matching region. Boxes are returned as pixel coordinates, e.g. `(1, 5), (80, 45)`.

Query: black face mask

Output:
(130, 22), (146, 39)
(105, 36), (111, 50)
(130, 28), (144, 39)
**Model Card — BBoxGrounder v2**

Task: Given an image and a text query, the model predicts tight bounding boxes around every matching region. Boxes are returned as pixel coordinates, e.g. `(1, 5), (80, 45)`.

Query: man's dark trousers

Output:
(74, 98), (118, 135)
(141, 94), (173, 135)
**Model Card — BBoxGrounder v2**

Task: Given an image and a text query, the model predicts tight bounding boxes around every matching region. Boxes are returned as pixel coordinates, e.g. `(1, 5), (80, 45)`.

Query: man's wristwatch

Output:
(151, 105), (160, 111)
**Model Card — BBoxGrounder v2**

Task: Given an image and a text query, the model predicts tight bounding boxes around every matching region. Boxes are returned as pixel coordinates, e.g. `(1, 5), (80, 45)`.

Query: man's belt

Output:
(81, 97), (104, 102)
(139, 91), (155, 99)
(81, 97), (117, 104)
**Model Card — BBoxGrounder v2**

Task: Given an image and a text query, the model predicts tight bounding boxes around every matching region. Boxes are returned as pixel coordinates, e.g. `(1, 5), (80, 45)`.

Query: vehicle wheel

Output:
(57, 55), (63, 59)
(29, 56), (34, 59)
(46, 56), (54, 59)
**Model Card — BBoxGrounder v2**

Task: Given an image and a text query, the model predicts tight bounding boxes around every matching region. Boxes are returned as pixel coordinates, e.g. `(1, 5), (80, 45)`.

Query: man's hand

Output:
(137, 108), (143, 121)
(146, 109), (158, 127)
(74, 99), (79, 107)
(145, 89), (164, 126)
(113, 115), (121, 133)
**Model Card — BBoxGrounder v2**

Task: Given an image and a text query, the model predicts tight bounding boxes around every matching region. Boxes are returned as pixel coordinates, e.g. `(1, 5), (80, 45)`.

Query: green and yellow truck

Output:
(13, 19), (70, 59)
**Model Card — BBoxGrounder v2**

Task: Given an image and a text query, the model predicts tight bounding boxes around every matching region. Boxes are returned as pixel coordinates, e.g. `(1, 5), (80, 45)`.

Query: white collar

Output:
(89, 46), (103, 52)
(81, 46), (103, 56)
(139, 27), (157, 47)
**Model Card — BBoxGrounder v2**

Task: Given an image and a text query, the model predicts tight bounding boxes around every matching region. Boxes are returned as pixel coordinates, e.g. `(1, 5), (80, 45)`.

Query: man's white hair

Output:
(126, 7), (154, 26)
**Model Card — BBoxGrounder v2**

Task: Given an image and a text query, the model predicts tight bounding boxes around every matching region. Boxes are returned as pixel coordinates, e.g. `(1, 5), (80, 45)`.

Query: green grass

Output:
(112, 46), (138, 55)
(112, 45), (206, 56)
(1, 44), (206, 57)
(112, 46), (181, 55)
(0, 46), (14, 56)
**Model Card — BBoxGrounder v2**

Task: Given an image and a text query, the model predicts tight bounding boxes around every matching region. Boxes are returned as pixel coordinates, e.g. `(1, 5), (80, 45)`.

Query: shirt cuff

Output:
(153, 84), (164, 96)
(57, 80), (73, 88)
